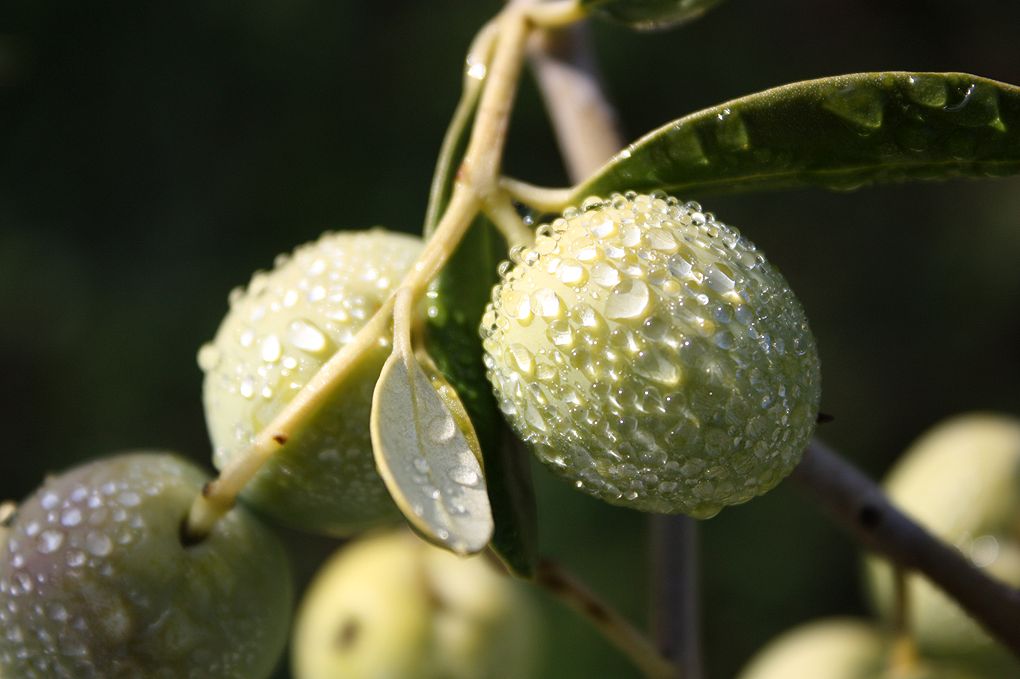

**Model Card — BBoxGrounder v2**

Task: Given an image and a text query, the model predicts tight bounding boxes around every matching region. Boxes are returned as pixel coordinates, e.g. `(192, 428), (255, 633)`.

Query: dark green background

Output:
(2, 1), (1019, 677)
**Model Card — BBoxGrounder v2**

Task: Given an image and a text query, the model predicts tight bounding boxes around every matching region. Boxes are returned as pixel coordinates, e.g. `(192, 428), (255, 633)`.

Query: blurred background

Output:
(2, 0), (1019, 677)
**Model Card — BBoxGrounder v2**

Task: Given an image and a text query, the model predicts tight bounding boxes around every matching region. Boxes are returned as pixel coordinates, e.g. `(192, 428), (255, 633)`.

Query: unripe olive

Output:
(291, 530), (536, 679)
(865, 413), (1020, 674)
(201, 229), (423, 536)
(0, 453), (292, 679)
(737, 618), (976, 679)
(481, 192), (820, 516)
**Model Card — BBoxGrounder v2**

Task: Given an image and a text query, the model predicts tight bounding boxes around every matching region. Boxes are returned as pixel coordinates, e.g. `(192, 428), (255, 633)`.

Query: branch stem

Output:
(791, 439), (1020, 659)
(536, 559), (678, 679)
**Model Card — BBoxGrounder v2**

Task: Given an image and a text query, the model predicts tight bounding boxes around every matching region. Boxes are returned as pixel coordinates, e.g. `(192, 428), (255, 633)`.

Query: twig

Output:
(791, 439), (1020, 659)
(528, 21), (623, 182)
(651, 516), (702, 679)
(535, 559), (678, 679)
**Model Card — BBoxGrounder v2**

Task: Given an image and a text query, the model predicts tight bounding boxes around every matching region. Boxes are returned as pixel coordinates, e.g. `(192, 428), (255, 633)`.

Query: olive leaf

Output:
(572, 72), (1020, 200)
(371, 346), (494, 556)
(583, 0), (724, 31)
(425, 217), (539, 578)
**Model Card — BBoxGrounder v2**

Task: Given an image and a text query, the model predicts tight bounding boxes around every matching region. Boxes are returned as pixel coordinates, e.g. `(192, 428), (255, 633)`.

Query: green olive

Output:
(481, 192), (820, 516)
(0, 452), (292, 679)
(201, 229), (423, 536)
(865, 413), (1020, 674)
(291, 530), (536, 679)
(737, 618), (977, 679)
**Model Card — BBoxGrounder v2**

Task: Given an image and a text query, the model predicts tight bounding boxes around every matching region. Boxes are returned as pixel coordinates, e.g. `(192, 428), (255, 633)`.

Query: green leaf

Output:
(573, 72), (1020, 200)
(583, 0), (724, 31)
(371, 347), (493, 556)
(425, 217), (539, 578)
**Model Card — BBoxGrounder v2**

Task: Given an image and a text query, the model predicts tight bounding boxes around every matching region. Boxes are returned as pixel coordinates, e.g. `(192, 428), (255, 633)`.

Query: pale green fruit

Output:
(0, 453), (292, 679)
(865, 413), (1020, 673)
(481, 192), (820, 516)
(291, 530), (536, 679)
(737, 618), (976, 679)
(201, 229), (423, 536)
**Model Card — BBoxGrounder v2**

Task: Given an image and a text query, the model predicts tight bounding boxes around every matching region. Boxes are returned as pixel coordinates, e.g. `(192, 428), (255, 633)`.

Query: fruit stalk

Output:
(791, 438), (1020, 658)
(535, 560), (679, 679)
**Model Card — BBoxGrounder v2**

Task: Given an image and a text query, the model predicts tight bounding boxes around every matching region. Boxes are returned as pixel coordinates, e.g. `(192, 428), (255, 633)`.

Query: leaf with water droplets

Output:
(573, 72), (1020, 199)
(583, 0), (725, 31)
(371, 346), (493, 555)
(425, 217), (539, 577)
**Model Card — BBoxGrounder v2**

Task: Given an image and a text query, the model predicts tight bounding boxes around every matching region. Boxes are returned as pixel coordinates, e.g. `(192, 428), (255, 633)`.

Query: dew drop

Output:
(239, 376), (255, 399)
(557, 259), (588, 286)
(606, 280), (650, 320)
(969, 534), (999, 568)
(667, 124), (709, 166)
(196, 343), (221, 371)
(533, 288), (563, 319)
(634, 351), (680, 386)
(260, 335), (282, 363)
(945, 82), (1005, 131)
(591, 262), (621, 288)
(38, 530), (63, 554)
(427, 414), (456, 443)
(823, 84), (884, 130)
(904, 74), (947, 108)
(60, 508), (82, 527)
(508, 343), (534, 376)
(706, 264), (735, 293)
(546, 320), (574, 347)
(590, 219), (616, 238)
(449, 467), (480, 487)
(288, 319), (329, 354)
(715, 108), (751, 151)
(85, 532), (113, 557)
(117, 492), (140, 507)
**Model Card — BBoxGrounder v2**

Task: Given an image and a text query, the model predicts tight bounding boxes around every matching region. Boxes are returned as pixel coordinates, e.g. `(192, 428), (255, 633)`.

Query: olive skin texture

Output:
(481, 192), (820, 517)
(201, 229), (423, 536)
(291, 530), (536, 679)
(0, 452), (292, 679)
(736, 618), (976, 679)
(865, 413), (1020, 675)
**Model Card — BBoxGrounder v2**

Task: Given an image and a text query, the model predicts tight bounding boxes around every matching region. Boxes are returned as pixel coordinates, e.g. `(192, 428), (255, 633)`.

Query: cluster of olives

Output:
(736, 413), (1020, 679)
(0, 192), (827, 676)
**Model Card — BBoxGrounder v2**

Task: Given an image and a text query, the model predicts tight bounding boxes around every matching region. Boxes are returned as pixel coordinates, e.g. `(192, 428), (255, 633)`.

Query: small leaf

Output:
(583, 0), (724, 31)
(426, 217), (539, 577)
(573, 72), (1020, 200)
(371, 348), (493, 555)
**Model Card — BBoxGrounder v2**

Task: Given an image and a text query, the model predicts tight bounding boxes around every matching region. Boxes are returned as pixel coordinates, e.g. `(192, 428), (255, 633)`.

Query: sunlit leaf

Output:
(371, 348), (493, 556)
(573, 72), (1020, 200)
(425, 217), (539, 577)
(583, 0), (724, 31)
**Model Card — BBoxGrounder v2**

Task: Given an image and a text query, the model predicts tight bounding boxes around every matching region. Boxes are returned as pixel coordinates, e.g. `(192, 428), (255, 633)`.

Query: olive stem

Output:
(791, 439), (1020, 659)
(185, 2), (534, 539)
(423, 18), (499, 236)
(525, 0), (589, 29)
(887, 566), (920, 677)
(535, 559), (679, 679)
(482, 191), (534, 247)
(499, 176), (575, 213)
